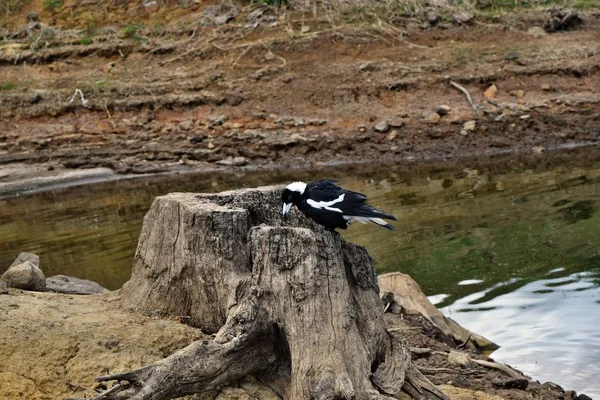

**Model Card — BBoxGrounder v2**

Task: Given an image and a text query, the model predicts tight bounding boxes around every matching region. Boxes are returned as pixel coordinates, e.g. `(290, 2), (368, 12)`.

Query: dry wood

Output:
(73, 187), (449, 400)
(472, 359), (526, 380)
(450, 80), (481, 118)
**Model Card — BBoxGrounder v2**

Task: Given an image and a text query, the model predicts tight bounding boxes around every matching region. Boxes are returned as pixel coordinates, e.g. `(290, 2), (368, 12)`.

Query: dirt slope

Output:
(1, 2), (599, 189)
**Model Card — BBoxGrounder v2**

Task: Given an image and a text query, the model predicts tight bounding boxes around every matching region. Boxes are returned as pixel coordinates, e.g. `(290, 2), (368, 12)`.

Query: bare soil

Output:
(1, 3), (599, 191)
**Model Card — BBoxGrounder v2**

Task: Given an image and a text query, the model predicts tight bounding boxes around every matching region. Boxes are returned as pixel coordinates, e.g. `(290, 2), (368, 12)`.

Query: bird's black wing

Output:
(305, 180), (396, 221)
(305, 180), (367, 203)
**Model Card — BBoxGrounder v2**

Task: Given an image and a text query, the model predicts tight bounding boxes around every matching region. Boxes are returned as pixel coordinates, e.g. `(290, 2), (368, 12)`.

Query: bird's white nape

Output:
(286, 181), (307, 194)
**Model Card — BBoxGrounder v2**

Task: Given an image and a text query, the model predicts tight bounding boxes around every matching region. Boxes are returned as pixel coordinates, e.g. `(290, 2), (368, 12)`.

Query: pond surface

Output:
(1, 151), (599, 397)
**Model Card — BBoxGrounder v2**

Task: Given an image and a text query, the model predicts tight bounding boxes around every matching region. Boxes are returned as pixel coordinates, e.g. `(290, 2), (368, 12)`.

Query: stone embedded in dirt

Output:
(460, 130), (468, 136)
(359, 62), (377, 72)
(386, 131), (398, 141)
(526, 26), (547, 38)
(390, 116), (404, 128)
(264, 52), (275, 61)
(226, 89), (245, 106)
(1, 261), (46, 292)
(307, 118), (327, 126)
(374, 120), (390, 133)
(447, 350), (472, 368)
(30, 93), (43, 104)
(209, 115), (228, 127)
(544, 8), (582, 33)
(207, 142), (215, 149)
(201, 4), (238, 26)
(178, 119), (194, 131)
(425, 112), (441, 124)
(216, 156), (248, 166)
(494, 113), (507, 122)
(246, 8), (265, 24)
(541, 83), (552, 91)
(436, 105), (451, 116)
(483, 84), (498, 100)
(493, 378), (529, 390)
(10, 252), (40, 268)
(453, 12), (474, 25)
(301, 26), (310, 34)
(358, 125), (367, 133)
(510, 89), (526, 98)
(0, 281), (8, 294)
(505, 52), (519, 61)
(532, 146), (545, 154)
(143, 0), (159, 13)
(427, 11), (438, 26)
(46, 275), (110, 295)
(189, 134), (207, 144)
(463, 120), (476, 131)
(520, 114), (530, 120)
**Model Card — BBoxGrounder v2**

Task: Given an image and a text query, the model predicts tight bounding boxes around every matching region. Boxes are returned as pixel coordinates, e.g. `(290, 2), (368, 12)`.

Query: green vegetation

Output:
(79, 37), (93, 45)
(121, 24), (139, 38)
(0, 82), (17, 91)
(42, 0), (63, 12)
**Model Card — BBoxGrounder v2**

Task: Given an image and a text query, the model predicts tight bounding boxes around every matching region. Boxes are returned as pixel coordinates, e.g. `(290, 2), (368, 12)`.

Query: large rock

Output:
(46, 275), (109, 295)
(1, 261), (46, 292)
(379, 272), (498, 351)
(9, 251), (40, 268)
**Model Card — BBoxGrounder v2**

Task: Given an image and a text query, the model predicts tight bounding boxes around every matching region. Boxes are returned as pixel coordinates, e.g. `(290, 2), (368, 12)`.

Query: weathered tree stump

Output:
(89, 187), (449, 400)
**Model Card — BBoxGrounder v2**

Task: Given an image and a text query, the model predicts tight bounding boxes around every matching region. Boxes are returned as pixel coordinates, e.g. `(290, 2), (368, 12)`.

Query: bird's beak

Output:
(282, 203), (292, 219)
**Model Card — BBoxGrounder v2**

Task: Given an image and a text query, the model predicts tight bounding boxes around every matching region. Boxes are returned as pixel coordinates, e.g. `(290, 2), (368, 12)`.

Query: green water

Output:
(1, 151), (599, 397)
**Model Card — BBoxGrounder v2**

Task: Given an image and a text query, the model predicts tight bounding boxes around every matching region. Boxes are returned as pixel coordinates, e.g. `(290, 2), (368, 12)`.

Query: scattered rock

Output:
(463, 120), (476, 131)
(510, 89), (526, 98)
(374, 120), (390, 133)
(216, 156), (248, 166)
(447, 350), (472, 368)
(202, 4), (238, 26)
(30, 93), (43, 104)
(358, 125), (367, 133)
(46, 275), (110, 295)
(425, 112), (441, 124)
(10, 252), (40, 268)
(526, 26), (547, 38)
(27, 12), (39, 22)
(427, 11), (438, 25)
(246, 8), (265, 24)
(226, 89), (245, 106)
(483, 84), (497, 100)
(544, 8), (583, 33)
(178, 119), (194, 131)
(494, 113), (506, 122)
(541, 83), (552, 91)
(532, 146), (545, 154)
(436, 105), (451, 116)
(207, 142), (215, 150)
(189, 134), (207, 144)
(390, 116), (404, 128)
(386, 131), (398, 141)
(504, 52), (519, 61)
(359, 62), (376, 72)
(143, 0), (159, 13)
(460, 130), (468, 136)
(209, 115), (228, 127)
(520, 114), (530, 120)
(301, 26), (310, 34)
(264, 52), (275, 61)
(0, 281), (8, 294)
(493, 378), (529, 390)
(1, 261), (46, 292)
(453, 12), (474, 25)
(307, 118), (327, 126)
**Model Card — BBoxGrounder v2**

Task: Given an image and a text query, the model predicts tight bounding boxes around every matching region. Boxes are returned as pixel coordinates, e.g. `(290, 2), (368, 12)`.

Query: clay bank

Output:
(0, 186), (595, 400)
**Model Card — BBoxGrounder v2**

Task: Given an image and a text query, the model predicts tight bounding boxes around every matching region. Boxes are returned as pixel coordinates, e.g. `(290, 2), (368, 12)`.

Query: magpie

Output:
(281, 179), (397, 231)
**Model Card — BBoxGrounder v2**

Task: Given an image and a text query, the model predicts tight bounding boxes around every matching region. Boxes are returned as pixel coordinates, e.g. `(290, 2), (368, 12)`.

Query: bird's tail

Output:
(368, 217), (395, 230)
(358, 205), (397, 221)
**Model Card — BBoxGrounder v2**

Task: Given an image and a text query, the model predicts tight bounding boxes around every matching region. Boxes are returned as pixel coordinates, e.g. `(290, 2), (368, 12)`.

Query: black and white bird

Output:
(281, 179), (397, 231)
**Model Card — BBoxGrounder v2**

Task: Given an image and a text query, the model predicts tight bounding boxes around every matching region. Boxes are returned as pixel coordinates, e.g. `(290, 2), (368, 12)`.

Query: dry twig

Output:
(450, 80), (481, 118)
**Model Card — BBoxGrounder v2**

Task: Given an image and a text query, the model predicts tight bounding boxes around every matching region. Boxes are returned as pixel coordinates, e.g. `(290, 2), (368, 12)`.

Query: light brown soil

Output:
(0, 288), (573, 400)
(1, 3), (599, 192)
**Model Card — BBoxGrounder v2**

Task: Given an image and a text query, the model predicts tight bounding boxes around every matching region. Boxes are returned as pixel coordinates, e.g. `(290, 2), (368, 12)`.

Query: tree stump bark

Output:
(89, 187), (449, 400)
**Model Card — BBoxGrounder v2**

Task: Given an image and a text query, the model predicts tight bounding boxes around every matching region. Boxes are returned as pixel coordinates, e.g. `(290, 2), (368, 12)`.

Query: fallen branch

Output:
(472, 359), (525, 380)
(450, 80), (480, 118)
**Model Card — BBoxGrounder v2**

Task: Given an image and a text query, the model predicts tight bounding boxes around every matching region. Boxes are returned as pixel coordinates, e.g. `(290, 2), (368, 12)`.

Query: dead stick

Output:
(472, 359), (525, 380)
(450, 80), (481, 118)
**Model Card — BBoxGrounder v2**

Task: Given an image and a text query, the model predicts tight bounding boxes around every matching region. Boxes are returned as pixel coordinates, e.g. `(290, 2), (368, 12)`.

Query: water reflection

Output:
(0, 151), (599, 396)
